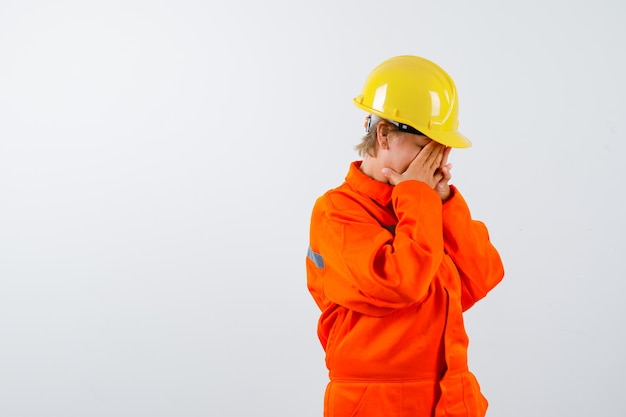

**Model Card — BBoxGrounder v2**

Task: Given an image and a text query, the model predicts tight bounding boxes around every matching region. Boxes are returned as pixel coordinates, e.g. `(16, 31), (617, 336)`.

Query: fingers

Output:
(433, 170), (444, 184)
(435, 162), (453, 201)
(441, 163), (453, 181)
(417, 141), (445, 171)
(381, 167), (401, 185)
(381, 141), (448, 188)
(440, 147), (451, 169)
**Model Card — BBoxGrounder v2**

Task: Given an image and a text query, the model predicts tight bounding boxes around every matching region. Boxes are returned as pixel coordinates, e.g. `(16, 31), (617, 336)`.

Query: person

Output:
(306, 55), (505, 417)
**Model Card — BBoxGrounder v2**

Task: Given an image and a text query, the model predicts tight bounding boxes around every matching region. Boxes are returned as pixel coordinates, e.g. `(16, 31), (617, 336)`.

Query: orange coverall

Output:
(306, 161), (504, 417)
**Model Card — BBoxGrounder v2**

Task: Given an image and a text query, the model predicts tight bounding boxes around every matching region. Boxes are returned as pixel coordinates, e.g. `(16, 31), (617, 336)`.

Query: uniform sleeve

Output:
(308, 180), (444, 317)
(441, 186), (505, 311)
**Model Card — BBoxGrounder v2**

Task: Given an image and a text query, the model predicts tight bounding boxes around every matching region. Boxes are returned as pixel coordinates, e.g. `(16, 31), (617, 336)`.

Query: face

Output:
(383, 130), (432, 173)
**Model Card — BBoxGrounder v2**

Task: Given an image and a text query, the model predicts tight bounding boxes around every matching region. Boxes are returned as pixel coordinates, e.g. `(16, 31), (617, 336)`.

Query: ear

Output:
(376, 120), (393, 150)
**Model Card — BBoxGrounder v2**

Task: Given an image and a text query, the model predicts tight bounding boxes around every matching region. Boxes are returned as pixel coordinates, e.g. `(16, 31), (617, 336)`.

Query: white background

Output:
(1, 0), (625, 416)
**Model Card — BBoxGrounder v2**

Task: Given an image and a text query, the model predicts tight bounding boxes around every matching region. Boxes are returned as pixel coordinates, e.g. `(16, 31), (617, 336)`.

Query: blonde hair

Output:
(355, 115), (384, 158)
(354, 114), (398, 158)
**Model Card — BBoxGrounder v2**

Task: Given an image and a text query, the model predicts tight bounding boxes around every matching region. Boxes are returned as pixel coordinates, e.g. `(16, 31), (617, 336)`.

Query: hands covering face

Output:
(382, 142), (453, 202)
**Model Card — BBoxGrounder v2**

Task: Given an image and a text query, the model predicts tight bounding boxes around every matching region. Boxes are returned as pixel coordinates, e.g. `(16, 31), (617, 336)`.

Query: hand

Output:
(381, 141), (445, 189)
(434, 147), (453, 202)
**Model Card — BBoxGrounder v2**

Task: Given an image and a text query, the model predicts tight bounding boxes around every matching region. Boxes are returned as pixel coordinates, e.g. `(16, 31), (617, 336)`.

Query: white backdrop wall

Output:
(1, 0), (624, 416)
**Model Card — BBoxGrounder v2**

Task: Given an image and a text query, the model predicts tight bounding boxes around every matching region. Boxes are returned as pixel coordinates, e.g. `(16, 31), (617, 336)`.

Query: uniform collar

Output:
(345, 161), (393, 206)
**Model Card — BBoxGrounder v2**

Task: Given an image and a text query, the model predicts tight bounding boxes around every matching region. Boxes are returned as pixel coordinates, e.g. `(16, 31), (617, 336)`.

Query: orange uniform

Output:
(307, 161), (504, 416)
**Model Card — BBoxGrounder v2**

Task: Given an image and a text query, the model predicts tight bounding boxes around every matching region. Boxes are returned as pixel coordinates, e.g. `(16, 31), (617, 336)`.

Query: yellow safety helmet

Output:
(353, 55), (471, 148)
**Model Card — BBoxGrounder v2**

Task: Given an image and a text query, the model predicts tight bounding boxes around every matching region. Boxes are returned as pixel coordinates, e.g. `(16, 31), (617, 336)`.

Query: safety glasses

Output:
(388, 120), (427, 137)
